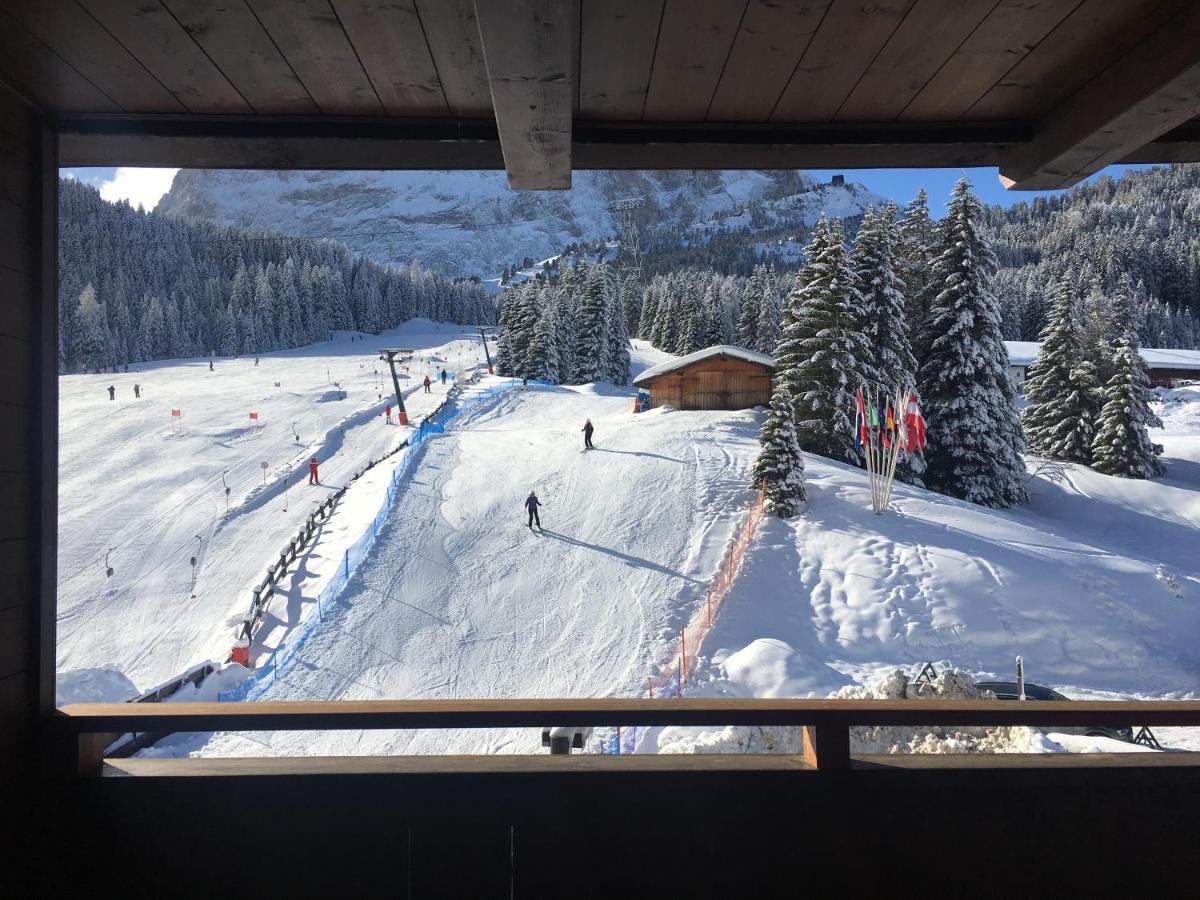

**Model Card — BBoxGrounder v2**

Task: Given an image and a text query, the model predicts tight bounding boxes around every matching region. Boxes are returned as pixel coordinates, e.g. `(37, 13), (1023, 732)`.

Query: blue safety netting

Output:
(218, 378), (550, 702)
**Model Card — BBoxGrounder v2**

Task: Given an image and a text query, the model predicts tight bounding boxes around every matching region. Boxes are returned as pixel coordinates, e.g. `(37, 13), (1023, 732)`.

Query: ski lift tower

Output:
(609, 196), (645, 282)
(379, 348), (414, 426)
(478, 326), (498, 374)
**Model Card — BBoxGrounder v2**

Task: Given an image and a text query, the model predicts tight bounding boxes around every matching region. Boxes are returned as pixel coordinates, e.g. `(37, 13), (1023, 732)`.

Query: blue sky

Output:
(62, 163), (1156, 216)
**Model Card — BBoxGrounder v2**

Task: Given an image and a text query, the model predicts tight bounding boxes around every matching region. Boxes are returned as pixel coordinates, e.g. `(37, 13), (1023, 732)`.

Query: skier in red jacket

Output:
(308, 457), (319, 485)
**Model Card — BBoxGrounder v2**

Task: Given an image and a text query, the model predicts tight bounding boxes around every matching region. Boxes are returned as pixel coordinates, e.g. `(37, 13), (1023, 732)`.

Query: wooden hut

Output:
(633, 346), (774, 411)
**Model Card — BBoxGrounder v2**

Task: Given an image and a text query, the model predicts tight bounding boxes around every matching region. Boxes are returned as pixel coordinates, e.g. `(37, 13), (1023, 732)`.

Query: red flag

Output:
(249, 412), (259, 421)
(171, 409), (181, 417)
(853, 389), (868, 450)
(882, 400), (895, 449)
(904, 393), (927, 453)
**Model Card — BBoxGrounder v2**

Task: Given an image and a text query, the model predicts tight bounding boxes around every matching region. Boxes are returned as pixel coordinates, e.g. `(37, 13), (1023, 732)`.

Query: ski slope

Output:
(57, 320), (490, 702)
(153, 368), (762, 758)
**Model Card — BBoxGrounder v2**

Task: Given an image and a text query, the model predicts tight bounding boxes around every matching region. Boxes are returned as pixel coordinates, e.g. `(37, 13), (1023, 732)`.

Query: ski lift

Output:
(105, 548), (115, 578)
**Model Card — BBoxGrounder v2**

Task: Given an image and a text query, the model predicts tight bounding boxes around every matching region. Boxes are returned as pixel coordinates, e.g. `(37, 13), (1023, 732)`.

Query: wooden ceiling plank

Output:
(900, 0), (1081, 122)
(330, 0), (449, 116)
(78, 0), (251, 113)
(0, 13), (120, 113)
(1000, 2), (1200, 189)
(245, 0), (384, 115)
(770, 0), (915, 123)
(835, 0), (997, 122)
(967, 0), (1186, 121)
(578, 0), (663, 120)
(474, 0), (576, 189)
(6, 1), (183, 113)
(706, 0), (831, 123)
(416, 0), (492, 117)
(161, 0), (319, 114)
(642, 0), (747, 122)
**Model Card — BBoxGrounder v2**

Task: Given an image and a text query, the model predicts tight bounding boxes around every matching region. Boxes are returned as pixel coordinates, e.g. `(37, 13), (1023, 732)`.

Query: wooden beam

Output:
(1000, 1), (1200, 189)
(54, 697), (1200, 735)
(473, 0), (576, 189)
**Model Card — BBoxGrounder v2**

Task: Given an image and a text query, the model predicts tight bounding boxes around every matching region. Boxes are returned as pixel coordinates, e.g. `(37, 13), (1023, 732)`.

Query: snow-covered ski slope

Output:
(57, 320), (488, 702)
(158, 364), (761, 757)
(667, 387), (1200, 742)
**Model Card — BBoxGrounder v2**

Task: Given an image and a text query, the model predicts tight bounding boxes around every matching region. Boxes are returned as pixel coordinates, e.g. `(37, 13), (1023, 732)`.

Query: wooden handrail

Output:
(55, 698), (1200, 733)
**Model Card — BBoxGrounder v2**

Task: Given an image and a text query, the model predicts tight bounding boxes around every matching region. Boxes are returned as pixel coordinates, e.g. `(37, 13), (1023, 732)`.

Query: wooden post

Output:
(680, 628), (687, 685)
(801, 725), (851, 771)
(706, 589), (712, 627)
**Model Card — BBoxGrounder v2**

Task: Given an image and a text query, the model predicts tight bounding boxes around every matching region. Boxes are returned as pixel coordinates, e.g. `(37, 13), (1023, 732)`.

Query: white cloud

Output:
(98, 167), (180, 211)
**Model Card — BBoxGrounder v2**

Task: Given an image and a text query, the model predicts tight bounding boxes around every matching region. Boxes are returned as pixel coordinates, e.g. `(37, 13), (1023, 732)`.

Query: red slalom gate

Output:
(646, 482), (766, 700)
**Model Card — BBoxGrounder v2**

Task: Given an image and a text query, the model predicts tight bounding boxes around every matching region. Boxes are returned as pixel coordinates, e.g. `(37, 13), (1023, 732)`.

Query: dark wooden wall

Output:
(0, 80), (52, 839)
(644, 358), (772, 411)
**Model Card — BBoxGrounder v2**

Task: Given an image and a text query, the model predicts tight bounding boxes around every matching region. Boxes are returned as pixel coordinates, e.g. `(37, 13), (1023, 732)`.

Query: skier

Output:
(107, 385), (115, 401)
(209, 360), (214, 372)
(582, 419), (595, 450)
(308, 457), (320, 485)
(385, 405), (392, 424)
(254, 356), (260, 367)
(521, 377), (528, 392)
(524, 490), (543, 530)
(133, 383), (141, 399)
(123, 363), (129, 373)
(423, 375), (431, 394)
(440, 369), (447, 385)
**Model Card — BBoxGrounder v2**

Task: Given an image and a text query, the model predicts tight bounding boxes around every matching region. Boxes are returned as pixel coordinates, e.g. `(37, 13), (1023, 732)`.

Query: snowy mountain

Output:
(156, 169), (881, 281)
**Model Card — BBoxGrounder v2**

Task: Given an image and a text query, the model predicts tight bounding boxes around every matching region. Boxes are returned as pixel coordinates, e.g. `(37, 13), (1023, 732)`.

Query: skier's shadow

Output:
(537, 529), (700, 583)
(590, 447), (685, 464)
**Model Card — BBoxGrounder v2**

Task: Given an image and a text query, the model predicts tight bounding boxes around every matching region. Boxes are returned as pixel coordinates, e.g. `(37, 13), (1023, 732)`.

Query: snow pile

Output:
(831, 668), (1057, 755)
(653, 667), (1059, 756)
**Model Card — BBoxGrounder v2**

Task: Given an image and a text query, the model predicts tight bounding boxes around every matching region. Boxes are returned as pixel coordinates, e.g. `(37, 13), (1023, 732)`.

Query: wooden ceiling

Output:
(2, 0), (1200, 190)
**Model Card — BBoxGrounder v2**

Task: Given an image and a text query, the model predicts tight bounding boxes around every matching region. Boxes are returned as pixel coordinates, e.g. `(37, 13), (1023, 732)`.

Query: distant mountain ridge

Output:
(157, 169), (882, 281)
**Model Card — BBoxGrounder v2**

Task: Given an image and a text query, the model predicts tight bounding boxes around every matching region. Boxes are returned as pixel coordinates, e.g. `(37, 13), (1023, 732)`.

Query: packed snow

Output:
(57, 320), (490, 702)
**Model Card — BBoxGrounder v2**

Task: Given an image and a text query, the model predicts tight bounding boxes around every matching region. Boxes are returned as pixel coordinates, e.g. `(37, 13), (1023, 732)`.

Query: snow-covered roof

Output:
(1005, 341), (1200, 371)
(633, 345), (775, 385)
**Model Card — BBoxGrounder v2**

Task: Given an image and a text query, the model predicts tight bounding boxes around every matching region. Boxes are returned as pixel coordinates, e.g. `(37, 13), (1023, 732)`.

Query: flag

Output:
(904, 393), (927, 453)
(853, 389), (869, 449)
(171, 409), (181, 417)
(882, 400), (895, 449)
(249, 412), (259, 421)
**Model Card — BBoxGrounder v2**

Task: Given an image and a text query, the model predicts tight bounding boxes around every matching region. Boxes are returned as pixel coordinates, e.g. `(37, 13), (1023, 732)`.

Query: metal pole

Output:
(381, 350), (409, 425)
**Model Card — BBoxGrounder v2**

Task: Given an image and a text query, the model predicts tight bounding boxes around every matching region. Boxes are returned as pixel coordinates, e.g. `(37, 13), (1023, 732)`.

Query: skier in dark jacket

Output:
(423, 375), (431, 393)
(524, 491), (542, 530)
(582, 419), (594, 450)
(107, 385), (115, 401)
(133, 383), (141, 399)
(440, 369), (448, 385)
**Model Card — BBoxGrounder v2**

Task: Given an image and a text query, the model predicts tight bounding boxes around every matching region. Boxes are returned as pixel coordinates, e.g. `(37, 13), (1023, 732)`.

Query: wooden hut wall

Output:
(645, 358), (772, 410)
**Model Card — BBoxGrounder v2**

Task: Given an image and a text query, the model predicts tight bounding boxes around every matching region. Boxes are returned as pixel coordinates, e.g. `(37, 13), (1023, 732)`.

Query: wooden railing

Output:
(54, 698), (1200, 775)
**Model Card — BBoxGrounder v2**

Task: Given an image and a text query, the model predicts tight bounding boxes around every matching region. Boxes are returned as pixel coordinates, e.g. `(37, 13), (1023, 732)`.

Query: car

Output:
(973, 681), (1134, 744)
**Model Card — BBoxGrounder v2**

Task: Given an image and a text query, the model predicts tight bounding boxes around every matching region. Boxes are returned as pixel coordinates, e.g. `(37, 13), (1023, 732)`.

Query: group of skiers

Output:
(523, 419), (596, 530)
(107, 383), (142, 400)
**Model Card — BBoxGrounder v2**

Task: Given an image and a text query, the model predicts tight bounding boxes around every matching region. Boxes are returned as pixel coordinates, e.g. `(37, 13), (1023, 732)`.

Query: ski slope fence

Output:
(604, 482), (766, 755)
(218, 377), (550, 702)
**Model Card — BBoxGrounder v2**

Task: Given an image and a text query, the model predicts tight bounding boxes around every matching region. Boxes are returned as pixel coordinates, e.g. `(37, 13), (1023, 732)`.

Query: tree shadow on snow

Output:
(537, 529), (700, 583)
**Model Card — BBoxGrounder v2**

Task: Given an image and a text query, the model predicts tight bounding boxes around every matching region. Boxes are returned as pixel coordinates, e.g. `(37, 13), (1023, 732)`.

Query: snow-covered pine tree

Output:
(736, 265), (764, 347)
(854, 202), (921, 482)
(749, 381), (806, 516)
(603, 269), (632, 384)
(896, 188), (937, 367)
(752, 266), (783, 355)
(854, 203), (915, 391)
(494, 289), (520, 376)
(701, 281), (724, 348)
(1021, 273), (1101, 464)
(637, 280), (659, 340)
(775, 217), (868, 464)
(918, 178), (1027, 508)
(1091, 300), (1165, 478)
(524, 285), (560, 382)
(571, 263), (609, 383)
(72, 283), (108, 372)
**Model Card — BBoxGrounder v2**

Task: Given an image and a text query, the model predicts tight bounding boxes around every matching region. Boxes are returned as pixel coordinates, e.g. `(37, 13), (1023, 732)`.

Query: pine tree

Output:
(524, 286), (560, 382)
(736, 265), (764, 347)
(1092, 311), (1165, 478)
(918, 178), (1027, 508)
(571, 264), (609, 383)
(753, 266), (783, 354)
(854, 203), (921, 482)
(72, 283), (108, 372)
(1021, 274), (1101, 464)
(603, 271), (632, 384)
(749, 381), (806, 516)
(896, 188), (937, 367)
(775, 218), (868, 464)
